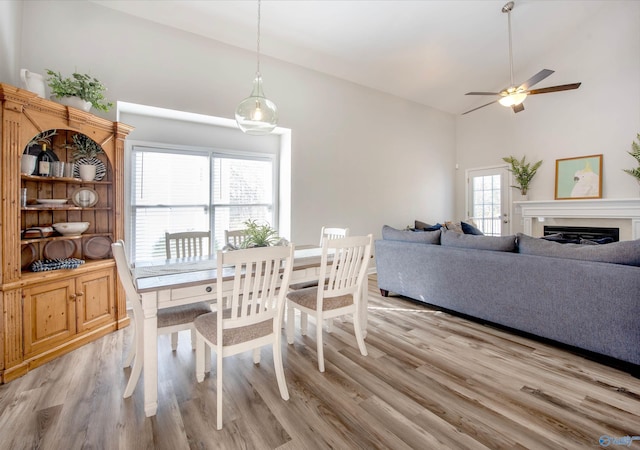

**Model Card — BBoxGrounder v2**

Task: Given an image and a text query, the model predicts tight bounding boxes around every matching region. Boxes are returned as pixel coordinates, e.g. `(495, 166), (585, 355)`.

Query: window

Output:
(130, 145), (276, 261)
(467, 166), (509, 236)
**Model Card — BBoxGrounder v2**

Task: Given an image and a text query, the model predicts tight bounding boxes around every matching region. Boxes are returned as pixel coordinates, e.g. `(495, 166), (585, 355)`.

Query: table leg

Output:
(141, 292), (159, 417)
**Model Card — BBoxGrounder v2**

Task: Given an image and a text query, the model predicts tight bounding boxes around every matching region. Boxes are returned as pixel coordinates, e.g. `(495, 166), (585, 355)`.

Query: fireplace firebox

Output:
(543, 225), (619, 244)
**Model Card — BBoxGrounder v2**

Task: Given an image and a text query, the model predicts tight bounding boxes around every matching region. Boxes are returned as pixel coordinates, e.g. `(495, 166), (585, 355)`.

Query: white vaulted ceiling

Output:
(90, 0), (609, 115)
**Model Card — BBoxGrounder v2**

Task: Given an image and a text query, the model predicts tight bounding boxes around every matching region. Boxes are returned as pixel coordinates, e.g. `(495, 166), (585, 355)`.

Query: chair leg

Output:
(171, 332), (178, 351)
(301, 312), (308, 336)
(123, 314), (136, 368)
(253, 348), (261, 364)
(326, 319), (334, 333)
(190, 329), (197, 350)
(196, 334), (205, 382)
(205, 344), (211, 373)
(286, 303), (295, 345)
(316, 314), (325, 372)
(216, 352), (223, 430)
(353, 308), (368, 357)
(273, 335), (290, 400)
(123, 315), (144, 398)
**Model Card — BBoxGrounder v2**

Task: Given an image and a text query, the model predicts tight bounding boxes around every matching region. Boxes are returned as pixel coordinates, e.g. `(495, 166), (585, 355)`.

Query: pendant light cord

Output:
(256, 0), (262, 76)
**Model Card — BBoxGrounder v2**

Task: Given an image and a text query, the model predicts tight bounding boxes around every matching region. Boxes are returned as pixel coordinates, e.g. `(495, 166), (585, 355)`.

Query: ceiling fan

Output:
(462, 1), (581, 115)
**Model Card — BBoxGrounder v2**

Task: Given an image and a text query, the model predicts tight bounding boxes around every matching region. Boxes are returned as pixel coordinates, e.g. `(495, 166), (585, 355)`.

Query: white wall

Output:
(15, 0), (455, 244)
(0, 0), (22, 84)
(455, 1), (640, 234)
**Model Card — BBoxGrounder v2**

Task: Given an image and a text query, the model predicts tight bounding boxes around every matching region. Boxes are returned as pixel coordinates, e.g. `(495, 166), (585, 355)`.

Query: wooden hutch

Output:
(0, 83), (133, 382)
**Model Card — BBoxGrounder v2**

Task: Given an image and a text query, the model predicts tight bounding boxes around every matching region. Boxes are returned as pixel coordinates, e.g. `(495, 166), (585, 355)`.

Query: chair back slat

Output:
(217, 245), (294, 331)
(319, 235), (372, 304)
(112, 240), (142, 318)
(165, 231), (210, 258)
(224, 229), (249, 248)
(319, 226), (350, 246)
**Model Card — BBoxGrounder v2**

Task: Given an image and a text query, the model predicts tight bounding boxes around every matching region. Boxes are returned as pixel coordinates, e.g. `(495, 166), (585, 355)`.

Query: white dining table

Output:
(134, 246), (369, 417)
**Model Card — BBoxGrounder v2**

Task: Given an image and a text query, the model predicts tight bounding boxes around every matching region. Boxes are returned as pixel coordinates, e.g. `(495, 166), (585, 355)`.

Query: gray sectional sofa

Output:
(375, 226), (640, 367)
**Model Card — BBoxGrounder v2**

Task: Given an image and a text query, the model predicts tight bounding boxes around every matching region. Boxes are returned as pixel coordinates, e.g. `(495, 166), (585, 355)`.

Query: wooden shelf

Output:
(21, 206), (112, 211)
(21, 174), (112, 185)
(21, 232), (112, 245)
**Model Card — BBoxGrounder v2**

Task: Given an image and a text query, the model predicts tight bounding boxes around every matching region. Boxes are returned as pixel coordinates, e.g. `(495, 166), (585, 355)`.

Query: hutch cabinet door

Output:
(75, 267), (116, 332)
(23, 279), (77, 356)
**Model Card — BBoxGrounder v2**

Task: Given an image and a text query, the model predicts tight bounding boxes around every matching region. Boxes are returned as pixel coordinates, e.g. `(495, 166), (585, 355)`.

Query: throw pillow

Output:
(414, 220), (443, 232)
(382, 225), (441, 244)
(441, 229), (517, 252)
(443, 221), (464, 233)
(516, 233), (640, 266)
(461, 221), (484, 235)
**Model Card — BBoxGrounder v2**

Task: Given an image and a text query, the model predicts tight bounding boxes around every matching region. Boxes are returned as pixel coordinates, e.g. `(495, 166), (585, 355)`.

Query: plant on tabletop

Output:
(241, 219), (279, 248)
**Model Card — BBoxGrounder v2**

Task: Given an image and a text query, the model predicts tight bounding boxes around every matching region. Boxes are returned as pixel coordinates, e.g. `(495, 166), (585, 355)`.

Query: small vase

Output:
(520, 193), (529, 201)
(78, 164), (96, 181)
(20, 154), (37, 174)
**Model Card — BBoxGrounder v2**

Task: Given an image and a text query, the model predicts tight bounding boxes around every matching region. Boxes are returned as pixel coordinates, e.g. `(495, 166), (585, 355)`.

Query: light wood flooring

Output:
(1, 275), (639, 449)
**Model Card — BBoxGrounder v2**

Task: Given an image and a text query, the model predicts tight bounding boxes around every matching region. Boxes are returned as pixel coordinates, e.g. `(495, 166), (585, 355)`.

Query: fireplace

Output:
(543, 225), (619, 244)
(515, 198), (640, 241)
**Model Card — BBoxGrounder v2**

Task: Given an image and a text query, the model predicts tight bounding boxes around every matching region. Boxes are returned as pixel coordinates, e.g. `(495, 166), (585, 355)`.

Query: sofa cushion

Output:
(382, 225), (441, 244)
(517, 233), (640, 266)
(441, 229), (517, 252)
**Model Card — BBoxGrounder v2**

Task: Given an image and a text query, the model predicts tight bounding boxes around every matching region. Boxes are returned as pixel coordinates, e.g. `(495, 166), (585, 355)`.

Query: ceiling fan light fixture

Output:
(235, 0), (278, 135)
(499, 92), (527, 107)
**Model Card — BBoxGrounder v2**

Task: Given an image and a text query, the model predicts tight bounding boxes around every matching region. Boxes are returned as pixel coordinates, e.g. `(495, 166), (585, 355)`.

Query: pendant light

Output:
(235, 0), (278, 135)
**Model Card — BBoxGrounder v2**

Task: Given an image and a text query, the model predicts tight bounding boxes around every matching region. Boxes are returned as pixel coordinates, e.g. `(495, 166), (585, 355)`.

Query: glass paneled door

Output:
(467, 166), (510, 236)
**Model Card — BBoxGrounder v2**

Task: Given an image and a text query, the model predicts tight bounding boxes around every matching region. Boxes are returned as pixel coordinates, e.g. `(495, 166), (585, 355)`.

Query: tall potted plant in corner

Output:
(46, 70), (113, 112)
(623, 133), (640, 193)
(502, 155), (543, 200)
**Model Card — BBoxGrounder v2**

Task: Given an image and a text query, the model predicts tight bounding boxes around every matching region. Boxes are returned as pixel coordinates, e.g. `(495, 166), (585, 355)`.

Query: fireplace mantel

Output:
(514, 198), (640, 240)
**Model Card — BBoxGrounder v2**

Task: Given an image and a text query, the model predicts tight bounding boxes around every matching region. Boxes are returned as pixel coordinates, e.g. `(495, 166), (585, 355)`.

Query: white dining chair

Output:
(112, 240), (212, 398)
(165, 231), (210, 258)
(224, 229), (249, 249)
(286, 234), (372, 372)
(288, 226), (349, 292)
(319, 226), (350, 245)
(194, 244), (295, 429)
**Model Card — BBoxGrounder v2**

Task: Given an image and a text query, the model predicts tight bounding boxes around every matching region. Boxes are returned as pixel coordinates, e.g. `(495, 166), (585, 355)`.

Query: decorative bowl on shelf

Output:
(53, 222), (90, 236)
(36, 198), (68, 205)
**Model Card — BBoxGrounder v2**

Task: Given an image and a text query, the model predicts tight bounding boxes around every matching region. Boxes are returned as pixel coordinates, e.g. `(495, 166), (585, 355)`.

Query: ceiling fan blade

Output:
(512, 103), (525, 113)
(518, 69), (554, 90)
(462, 100), (499, 115)
(528, 83), (582, 95)
(465, 92), (500, 96)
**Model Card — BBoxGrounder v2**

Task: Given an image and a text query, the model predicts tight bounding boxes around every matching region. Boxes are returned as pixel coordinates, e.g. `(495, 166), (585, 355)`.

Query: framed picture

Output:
(555, 154), (603, 200)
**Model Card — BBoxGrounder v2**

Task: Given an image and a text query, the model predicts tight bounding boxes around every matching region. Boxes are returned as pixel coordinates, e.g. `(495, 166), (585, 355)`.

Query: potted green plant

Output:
(623, 133), (640, 186)
(502, 155), (543, 198)
(69, 133), (103, 161)
(45, 70), (113, 112)
(241, 219), (279, 248)
(68, 133), (106, 181)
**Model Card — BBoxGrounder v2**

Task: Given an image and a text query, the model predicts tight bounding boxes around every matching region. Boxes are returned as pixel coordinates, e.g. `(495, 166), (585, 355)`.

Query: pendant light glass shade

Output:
(235, 0), (278, 136)
(235, 74), (278, 135)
